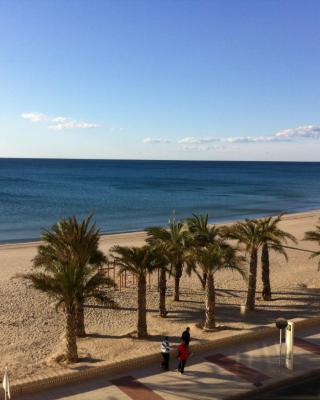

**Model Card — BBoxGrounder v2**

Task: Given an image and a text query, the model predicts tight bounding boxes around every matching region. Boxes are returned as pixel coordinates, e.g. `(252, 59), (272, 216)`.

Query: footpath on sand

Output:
(8, 316), (320, 400)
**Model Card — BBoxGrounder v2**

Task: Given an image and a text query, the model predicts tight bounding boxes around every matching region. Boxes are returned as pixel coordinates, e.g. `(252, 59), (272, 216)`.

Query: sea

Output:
(1, 158), (320, 243)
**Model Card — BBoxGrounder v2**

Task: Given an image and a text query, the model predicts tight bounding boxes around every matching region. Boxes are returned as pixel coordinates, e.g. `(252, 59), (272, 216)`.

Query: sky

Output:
(1, 0), (320, 161)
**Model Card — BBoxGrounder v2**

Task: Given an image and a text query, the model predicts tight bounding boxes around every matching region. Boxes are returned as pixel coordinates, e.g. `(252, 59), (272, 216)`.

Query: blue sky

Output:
(1, 0), (320, 161)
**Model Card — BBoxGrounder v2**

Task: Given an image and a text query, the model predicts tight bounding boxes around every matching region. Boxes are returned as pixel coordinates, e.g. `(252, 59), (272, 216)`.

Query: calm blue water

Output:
(1, 158), (320, 243)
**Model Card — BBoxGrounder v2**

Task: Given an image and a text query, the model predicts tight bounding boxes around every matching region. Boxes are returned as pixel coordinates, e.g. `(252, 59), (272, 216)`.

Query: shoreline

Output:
(1, 207), (319, 250)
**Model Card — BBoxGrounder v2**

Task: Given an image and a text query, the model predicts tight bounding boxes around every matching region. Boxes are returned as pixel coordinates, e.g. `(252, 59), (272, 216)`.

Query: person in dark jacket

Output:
(181, 327), (190, 346)
(177, 339), (189, 374)
(161, 336), (170, 370)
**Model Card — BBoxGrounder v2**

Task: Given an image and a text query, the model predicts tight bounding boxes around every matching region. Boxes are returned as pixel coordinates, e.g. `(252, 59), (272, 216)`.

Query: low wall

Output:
(5, 315), (320, 399)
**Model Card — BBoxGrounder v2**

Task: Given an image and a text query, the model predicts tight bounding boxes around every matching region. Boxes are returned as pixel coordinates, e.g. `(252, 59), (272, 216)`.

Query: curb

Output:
(6, 315), (320, 399)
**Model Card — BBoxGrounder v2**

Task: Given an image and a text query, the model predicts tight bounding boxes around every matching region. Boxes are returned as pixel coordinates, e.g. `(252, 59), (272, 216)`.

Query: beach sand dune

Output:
(1, 210), (320, 380)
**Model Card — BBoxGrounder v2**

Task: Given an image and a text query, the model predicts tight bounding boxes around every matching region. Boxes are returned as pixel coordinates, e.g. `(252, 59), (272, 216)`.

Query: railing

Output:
(99, 262), (161, 291)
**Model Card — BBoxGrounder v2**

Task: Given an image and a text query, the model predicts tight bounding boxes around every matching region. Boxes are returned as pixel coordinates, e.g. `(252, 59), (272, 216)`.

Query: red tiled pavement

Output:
(206, 353), (271, 386)
(111, 375), (165, 400)
(295, 337), (320, 355)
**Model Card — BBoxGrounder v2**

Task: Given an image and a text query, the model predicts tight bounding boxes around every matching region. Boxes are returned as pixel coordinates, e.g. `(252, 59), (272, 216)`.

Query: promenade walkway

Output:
(16, 325), (320, 400)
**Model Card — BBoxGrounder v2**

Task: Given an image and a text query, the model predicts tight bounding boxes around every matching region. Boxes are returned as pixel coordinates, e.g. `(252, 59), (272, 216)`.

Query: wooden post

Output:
(157, 269), (160, 292)
(124, 270), (127, 288)
(148, 273), (151, 290)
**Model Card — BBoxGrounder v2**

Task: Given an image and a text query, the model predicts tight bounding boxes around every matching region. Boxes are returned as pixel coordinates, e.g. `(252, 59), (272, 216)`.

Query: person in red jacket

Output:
(177, 340), (189, 374)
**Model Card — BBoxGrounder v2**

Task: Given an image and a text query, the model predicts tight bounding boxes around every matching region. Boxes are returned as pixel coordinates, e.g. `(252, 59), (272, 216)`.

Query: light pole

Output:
(275, 318), (288, 371)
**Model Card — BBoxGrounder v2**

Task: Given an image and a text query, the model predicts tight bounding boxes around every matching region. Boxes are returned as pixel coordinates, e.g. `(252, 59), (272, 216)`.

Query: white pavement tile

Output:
(138, 361), (257, 400)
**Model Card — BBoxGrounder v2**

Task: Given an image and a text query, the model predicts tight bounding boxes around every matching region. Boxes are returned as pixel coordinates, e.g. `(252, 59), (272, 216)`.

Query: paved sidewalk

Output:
(16, 326), (320, 400)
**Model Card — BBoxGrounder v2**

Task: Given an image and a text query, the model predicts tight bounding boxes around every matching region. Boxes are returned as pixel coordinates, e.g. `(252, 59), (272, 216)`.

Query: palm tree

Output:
(145, 237), (170, 317)
(187, 243), (245, 329)
(20, 259), (81, 362)
(32, 215), (115, 337)
(186, 213), (222, 288)
(304, 219), (320, 268)
(227, 219), (264, 311)
(156, 250), (170, 318)
(186, 214), (221, 246)
(258, 215), (297, 300)
(111, 245), (160, 338)
(145, 214), (189, 302)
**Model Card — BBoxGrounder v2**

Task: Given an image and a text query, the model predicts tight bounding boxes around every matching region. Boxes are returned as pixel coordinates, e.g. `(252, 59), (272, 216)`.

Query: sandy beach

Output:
(1, 210), (320, 381)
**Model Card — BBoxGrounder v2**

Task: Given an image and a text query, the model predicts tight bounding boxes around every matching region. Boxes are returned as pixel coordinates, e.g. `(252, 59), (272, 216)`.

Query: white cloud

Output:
(179, 135), (281, 145)
(180, 145), (224, 152)
(48, 120), (100, 131)
(143, 137), (171, 144)
(178, 137), (219, 144)
(21, 112), (49, 122)
(51, 116), (69, 123)
(179, 125), (320, 145)
(21, 112), (100, 131)
(275, 125), (320, 139)
(223, 125), (320, 143)
(222, 135), (290, 143)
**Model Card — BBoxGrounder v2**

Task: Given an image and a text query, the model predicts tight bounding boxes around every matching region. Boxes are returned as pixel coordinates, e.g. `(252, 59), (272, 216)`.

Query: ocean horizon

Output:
(1, 158), (320, 243)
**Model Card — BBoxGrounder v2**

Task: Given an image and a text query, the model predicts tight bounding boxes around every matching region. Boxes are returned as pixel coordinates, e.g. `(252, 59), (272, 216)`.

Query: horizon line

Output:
(0, 156), (319, 163)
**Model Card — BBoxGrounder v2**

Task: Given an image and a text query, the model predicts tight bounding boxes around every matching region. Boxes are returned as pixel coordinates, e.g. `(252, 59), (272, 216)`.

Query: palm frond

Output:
(111, 245), (162, 276)
(186, 241), (246, 283)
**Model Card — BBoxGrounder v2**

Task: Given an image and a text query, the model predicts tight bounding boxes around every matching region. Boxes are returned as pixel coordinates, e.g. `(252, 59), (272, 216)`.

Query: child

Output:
(161, 336), (170, 370)
(177, 339), (189, 374)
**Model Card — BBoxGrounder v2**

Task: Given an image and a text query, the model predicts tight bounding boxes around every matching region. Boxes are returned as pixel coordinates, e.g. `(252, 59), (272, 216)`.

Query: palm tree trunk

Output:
(159, 269), (167, 317)
(75, 297), (86, 337)
(261, 242), (272, 301)
(174, 264), (182, 301)
(137, 274), (147, 338)
(246, 248), (258, 311)
(65, 306), (78, 363)
(202, 272), (207, 290)
(204, 272), (216, 330)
